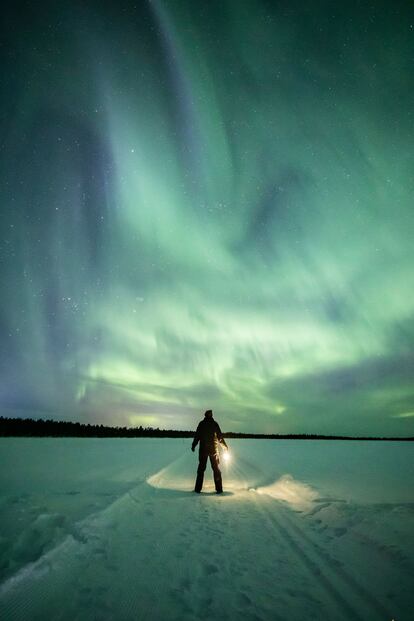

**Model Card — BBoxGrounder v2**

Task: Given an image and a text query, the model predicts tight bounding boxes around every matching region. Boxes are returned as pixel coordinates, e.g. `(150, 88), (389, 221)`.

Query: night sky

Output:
(1, 1), (414, 435)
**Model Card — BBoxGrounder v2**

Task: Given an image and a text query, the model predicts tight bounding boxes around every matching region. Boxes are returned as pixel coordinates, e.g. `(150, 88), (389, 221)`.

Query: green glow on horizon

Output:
(1, 1), (414, 435)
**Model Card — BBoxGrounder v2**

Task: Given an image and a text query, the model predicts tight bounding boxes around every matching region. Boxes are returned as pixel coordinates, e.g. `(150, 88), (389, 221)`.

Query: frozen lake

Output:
(0, 438), (413, 620)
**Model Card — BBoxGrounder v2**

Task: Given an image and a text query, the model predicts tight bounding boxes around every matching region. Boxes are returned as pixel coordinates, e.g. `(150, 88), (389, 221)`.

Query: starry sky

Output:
(1, 0), (414, 435)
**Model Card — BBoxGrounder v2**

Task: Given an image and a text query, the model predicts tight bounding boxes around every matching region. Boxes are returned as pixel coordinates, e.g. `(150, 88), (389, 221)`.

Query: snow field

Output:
(0, 438), (412, 620)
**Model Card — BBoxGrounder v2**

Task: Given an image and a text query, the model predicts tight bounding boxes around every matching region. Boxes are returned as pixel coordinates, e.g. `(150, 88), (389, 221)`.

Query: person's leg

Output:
(210, 454), (223, 493)
(195, 454), (207, 492)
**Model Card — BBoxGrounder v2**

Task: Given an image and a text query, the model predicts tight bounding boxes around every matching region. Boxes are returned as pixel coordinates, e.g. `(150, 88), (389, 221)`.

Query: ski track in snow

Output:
(251, 493), (389, 621)
(0, 442), (413, 621)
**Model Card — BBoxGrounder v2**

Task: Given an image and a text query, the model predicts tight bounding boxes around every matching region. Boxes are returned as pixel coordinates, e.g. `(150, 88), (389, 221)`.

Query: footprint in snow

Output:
(238, 592), (252, 606)
(203, 563), (218, 575)
(333, 527), (347, 537)
(105, 563), (118, 572)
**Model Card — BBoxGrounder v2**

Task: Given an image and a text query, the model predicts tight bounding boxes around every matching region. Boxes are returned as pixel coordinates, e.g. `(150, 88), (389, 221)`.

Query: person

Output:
(191, 409), (228, 493)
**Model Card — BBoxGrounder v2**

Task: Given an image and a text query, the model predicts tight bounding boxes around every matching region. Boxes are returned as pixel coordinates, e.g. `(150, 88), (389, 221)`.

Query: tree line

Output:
(0, 416), (412, 440)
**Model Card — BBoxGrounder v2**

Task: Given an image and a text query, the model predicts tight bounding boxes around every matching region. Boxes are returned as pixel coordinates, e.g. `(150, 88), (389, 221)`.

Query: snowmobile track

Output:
(253, 493), (393, 621)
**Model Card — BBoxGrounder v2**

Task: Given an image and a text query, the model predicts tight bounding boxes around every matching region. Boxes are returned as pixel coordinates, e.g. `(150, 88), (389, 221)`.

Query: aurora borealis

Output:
(1, 1), (414, 435)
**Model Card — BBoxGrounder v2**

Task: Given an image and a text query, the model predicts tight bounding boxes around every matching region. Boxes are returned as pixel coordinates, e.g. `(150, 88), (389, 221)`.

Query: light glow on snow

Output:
(254, 474), (319, 511)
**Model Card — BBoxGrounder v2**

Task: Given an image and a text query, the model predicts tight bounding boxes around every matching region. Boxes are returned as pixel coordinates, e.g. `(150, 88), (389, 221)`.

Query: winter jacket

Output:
(192, 418), (228, 456)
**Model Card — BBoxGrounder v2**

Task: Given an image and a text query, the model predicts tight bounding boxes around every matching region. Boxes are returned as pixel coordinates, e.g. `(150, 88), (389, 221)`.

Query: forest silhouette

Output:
(0, 417), (411, 441)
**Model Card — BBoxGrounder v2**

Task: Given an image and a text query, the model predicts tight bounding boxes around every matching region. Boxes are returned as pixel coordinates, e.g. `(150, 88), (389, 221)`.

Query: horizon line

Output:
(0, 416), (413, 441)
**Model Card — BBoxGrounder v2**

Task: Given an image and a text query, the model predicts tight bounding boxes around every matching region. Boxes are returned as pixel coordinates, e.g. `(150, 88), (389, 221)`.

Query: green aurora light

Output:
(1, 1), (414, 435)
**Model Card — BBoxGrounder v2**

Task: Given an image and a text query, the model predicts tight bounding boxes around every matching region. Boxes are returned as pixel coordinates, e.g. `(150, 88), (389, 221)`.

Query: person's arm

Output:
(215, 422), (228, 449)
(191, 423), (201, 451)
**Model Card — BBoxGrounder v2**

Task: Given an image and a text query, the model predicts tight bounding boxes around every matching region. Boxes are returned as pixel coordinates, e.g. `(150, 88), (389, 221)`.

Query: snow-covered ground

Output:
(0, 438), (412, 620)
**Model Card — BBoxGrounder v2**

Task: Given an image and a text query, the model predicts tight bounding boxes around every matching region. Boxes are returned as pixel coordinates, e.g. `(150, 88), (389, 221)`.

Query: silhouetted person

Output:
(191, 410), (228, 493)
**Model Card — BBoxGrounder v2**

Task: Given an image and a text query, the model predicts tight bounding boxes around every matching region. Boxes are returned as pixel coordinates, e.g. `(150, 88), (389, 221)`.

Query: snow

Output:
(254, 474), (319, 511)
(0, 437), (413, 620)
